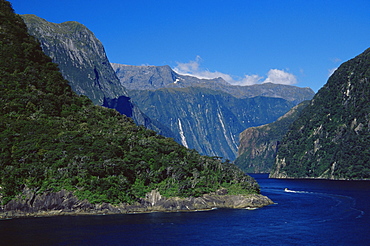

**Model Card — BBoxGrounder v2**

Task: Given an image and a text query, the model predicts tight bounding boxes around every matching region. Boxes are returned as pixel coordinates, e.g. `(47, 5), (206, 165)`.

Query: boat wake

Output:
(283, 188), (365, 220)
(284, 188), (312, 193)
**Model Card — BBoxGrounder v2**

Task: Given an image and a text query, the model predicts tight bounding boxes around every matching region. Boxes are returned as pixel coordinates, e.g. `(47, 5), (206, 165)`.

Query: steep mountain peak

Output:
(22, 14), (92, 38)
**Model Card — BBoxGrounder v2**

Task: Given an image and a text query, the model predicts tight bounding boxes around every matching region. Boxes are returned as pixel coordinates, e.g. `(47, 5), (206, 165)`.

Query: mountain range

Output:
(111, 63), (314, 104)
(22, 14), (315, 161)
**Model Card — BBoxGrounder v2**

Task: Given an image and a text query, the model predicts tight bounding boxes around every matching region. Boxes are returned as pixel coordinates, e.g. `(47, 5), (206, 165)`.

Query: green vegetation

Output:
(0, 0), (259, 205)
(271, 48), (370, 179)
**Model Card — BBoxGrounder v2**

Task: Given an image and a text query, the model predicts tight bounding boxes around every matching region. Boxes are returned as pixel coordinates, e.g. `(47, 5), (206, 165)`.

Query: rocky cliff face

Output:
(0, 187), (273, 218)
(235, 101), (309, 173)
(22, 14), (127, 105)
(127, 87), (296, 160)
(21, 14), (175, 138)
(270, 48), (370, 180)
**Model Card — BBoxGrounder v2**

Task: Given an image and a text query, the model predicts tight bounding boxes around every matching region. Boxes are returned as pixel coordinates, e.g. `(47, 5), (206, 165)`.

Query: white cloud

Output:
(174, 55), (201, 74)
(263, 69), (297, 85)
(328, 67), (337, 77)
(235, 74), (263, 86)
(173, 56), (298, 86)
(174, 56), (234, 83)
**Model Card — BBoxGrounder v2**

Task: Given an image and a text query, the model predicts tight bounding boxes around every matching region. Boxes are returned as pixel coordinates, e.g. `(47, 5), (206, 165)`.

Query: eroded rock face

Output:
(1, 188), (94, 217)
(0, 188), (273, 219)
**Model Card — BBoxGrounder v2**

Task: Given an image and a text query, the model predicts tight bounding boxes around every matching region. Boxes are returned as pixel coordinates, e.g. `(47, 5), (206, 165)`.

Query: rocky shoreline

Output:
(0, 188), (273, 219)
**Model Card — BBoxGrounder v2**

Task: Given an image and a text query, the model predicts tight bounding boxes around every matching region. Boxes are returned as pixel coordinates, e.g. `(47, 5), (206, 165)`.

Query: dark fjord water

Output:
(1, 174), (369, 245)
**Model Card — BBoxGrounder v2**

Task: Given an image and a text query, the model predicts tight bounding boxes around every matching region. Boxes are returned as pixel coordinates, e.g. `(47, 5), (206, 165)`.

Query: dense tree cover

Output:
(271, 48), (370, 179)
(0, 0), (259, 205)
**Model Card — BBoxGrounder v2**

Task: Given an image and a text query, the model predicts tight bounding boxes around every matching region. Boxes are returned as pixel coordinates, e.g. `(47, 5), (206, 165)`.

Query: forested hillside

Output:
(0, 0), (259, 206)
(270, 48), (370, 179)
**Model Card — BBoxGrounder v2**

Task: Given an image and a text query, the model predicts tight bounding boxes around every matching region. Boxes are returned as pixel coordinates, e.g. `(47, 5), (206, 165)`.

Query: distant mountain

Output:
(235, 101), (310, 173)
(21, 14), (176, 140)
(110, 64), (314, 160)
(112, 63), (315, 104)
(270, 48), (370, 180)
(111, 63), (229, 90)
(127, 87), (296, 160)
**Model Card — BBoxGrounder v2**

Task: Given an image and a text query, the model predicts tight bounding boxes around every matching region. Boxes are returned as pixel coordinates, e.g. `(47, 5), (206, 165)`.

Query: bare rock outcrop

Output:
(0, 188), (273, 219)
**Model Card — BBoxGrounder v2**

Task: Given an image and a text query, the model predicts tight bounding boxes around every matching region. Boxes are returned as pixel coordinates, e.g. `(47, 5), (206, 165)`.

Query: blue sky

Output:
(11, 0), (369, 92)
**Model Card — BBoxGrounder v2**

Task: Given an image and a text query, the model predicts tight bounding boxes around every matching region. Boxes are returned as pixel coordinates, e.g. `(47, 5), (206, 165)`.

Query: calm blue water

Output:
(1, 174), (369, 245)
